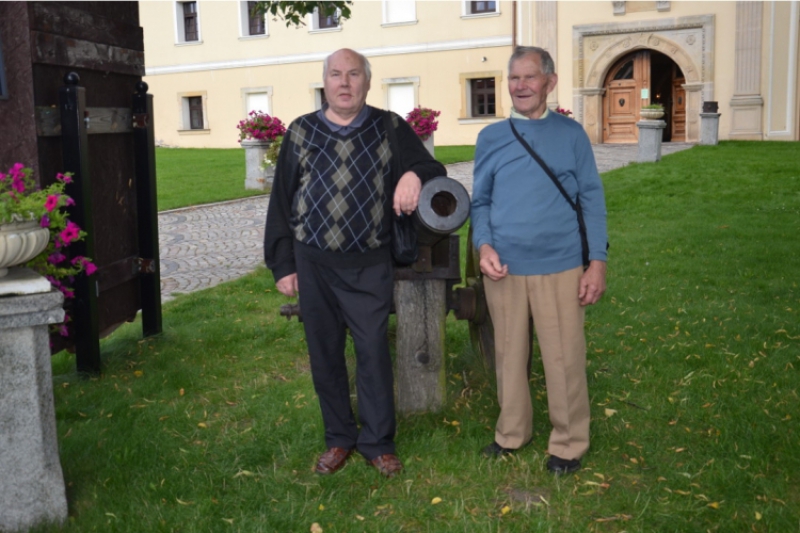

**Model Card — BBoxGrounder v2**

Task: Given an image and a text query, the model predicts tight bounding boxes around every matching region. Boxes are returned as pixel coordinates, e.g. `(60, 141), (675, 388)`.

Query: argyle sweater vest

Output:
(289, 110), (394, 254)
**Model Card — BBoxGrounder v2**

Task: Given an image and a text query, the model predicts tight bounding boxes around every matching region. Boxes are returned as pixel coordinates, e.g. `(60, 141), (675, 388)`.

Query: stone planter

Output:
(0, 220), (50, 278)
(241, 139), (275, 191)
(640, 109), (665, 120)
(421, 133), (435, 158)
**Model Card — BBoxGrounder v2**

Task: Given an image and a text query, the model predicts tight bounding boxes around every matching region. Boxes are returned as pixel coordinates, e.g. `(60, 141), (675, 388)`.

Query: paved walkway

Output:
(158, 142), (694, 301)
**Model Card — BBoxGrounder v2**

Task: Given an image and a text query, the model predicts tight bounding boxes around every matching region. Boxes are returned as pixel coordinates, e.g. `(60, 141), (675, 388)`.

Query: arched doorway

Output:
(602, 50), (686, 143)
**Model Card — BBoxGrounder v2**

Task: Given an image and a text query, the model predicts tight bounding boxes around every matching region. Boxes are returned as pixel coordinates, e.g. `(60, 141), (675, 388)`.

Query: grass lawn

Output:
(156, 145), (474, 211)
(46, 141), (800, 532)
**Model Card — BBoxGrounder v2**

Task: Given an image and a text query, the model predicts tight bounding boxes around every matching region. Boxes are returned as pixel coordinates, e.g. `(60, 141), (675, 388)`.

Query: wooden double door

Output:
(603, 50), (686, 143)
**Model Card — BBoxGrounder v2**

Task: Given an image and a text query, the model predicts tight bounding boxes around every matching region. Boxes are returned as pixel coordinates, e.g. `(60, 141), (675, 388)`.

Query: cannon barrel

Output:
(413, 176), (470, 245)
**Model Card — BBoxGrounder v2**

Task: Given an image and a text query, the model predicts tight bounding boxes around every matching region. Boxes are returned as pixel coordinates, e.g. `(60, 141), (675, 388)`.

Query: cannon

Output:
(279, 176), (498, 413)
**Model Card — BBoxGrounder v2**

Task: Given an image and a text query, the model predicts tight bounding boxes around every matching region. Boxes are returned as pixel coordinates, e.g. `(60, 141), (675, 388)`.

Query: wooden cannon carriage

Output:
(280, 176), (500, 414)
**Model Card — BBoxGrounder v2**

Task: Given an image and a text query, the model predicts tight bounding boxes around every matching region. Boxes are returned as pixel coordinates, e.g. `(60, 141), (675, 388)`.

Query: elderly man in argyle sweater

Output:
(264, 48), (445, 478)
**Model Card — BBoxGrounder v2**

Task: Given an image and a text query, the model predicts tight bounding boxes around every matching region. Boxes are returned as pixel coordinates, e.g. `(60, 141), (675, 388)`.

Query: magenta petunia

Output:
(40, 215), (50, 228)
(45, 194), (59, 212)
(59, 221), (81, 244)
(48, 252), (67, 265)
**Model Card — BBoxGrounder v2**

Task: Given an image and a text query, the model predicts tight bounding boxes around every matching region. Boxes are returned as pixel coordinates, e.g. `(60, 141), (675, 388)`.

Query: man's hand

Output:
(479, 244), (508, 281)
(578, 260), (606, 306)
(276, 273), (299, 297)
(393, 171), (422, 215)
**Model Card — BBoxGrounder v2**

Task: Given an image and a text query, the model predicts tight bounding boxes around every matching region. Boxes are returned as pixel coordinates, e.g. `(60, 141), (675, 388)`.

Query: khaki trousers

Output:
(484, 266), (590, 460)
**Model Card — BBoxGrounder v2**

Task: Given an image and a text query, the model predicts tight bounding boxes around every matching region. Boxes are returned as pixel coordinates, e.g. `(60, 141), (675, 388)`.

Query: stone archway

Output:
(572, 15), (714, 143)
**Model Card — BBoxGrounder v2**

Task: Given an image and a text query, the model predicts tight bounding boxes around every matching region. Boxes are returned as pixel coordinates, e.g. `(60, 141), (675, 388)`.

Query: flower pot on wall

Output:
(0, 219), (50, 278)
(421, 133), (434, 158)
(242, 139), (275, 191)
(640, 109), (665, 120)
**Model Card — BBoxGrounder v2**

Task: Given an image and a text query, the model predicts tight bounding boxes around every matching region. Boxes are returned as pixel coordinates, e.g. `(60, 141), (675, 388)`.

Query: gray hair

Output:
(323, 49), (372, 82)
(508, 46), (555, 75)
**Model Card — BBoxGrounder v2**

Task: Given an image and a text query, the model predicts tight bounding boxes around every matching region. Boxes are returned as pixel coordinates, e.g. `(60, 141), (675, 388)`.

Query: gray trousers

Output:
(295, 254), (396, 460)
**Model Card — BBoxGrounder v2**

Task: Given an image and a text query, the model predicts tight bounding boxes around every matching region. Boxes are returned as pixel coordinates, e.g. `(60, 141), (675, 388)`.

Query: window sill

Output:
(381, 20), (418, 28)
(175, 40), (204, 47)
(178, 129), (211, 135)
(458, 117), (505, 125)
(461, 12), (501, 20)
(239, 34), (269, 41)
(308, 27), (342, 34)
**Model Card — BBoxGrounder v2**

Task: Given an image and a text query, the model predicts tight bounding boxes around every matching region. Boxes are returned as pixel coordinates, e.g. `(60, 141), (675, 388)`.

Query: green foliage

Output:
(252, 1), (353, 27)
(49, 141), (800, 532)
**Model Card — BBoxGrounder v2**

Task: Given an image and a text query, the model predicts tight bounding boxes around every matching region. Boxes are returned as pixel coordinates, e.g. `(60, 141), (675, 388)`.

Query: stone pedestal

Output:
(636, 120), (667, 163)
(700, 112), (722, 145)
(421, 133), (434, 158)
(242, 139), (274, 191)
(0, 286), (68, 533)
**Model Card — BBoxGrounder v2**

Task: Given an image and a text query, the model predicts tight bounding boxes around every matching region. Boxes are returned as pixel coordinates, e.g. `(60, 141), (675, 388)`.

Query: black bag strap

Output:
(508, 119), (590, 268)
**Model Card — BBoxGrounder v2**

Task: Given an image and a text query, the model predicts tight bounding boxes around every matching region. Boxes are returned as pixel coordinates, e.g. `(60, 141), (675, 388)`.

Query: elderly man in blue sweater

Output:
(471, 46), (608, 474)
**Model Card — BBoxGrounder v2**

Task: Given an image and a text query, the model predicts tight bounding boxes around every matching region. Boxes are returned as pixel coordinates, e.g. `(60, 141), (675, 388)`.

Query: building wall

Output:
(141, 1), (800, 148)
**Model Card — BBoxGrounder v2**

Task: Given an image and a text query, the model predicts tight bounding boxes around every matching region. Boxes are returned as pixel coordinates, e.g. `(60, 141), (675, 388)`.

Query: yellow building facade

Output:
(141, 1), (800, 148)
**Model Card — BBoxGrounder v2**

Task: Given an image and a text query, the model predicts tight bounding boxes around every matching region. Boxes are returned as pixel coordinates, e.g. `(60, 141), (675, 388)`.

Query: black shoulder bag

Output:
(383, 111), (419, 266)
(508, 119), (591, 268)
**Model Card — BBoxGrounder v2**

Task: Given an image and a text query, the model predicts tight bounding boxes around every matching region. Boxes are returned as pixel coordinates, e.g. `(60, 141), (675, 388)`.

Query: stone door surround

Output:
(573, 15), (714, 144)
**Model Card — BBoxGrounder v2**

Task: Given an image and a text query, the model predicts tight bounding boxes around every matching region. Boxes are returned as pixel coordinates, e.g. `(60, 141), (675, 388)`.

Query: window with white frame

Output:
(175, 1), (201, 43)
(385, 81), (417, 119)
(309, 6), (341, 31)
(383, 0), (416, 25)
(179, 92), (208, 131)
(310, 83), (328, 110)
(463, 1), (499, 17)
(240, 1), (267, 37)
(242, 87), (273, 117)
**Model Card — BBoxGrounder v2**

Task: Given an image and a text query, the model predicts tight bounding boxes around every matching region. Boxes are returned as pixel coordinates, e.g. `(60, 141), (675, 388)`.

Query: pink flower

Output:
(48, 252), (67, 265)
(59, 221), (81, 244)
(40, 215), (50, 228)
(56, 172), (73, 184)
(45, 195), (59, 212)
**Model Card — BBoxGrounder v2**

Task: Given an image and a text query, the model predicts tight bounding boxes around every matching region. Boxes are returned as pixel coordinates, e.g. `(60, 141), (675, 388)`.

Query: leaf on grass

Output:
(318, 504), (325, 511)
(197, 422), (208, 429)
(604, 408), (618, 418)
(179, 388), (185, 396)
(310, 523), (323, 533)
(176, 498), (194, 505)
(233, 470), (255, 478)
(355, 515), (365, 521)
(222, 518), (234, 525)
(674, 490), (691, 496)
(431, 497), (442, 505)
(755, 511), (762, 520)
(675, 447), (686, 453)
(501, 505), (511, 515)
(707, 502), (720, 509)
(134, 370), (144, 377)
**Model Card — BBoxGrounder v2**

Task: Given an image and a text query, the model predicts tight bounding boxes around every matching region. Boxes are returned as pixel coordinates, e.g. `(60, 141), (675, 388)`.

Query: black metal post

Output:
(132, 82), (162, 337)
(59, 72), (101, 374)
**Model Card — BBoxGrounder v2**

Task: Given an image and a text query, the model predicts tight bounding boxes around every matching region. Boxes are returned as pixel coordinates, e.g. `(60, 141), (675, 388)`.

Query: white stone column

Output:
(729, 2), (764, 139)
(534, 1), (559, 109)
(580, 88), (605, 144)
(636, 120), (667, 163)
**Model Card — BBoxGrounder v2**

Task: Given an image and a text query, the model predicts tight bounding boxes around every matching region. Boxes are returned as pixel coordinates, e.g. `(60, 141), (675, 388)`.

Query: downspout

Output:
(512, 1), (517, 48)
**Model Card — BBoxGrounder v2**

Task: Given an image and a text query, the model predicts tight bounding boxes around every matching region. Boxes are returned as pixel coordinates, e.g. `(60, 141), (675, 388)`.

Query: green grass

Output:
(156, 147), (265, 211)
(156, 146), (476, 211)
(435, 145), (475, 165)
(44, 141), (800, 532)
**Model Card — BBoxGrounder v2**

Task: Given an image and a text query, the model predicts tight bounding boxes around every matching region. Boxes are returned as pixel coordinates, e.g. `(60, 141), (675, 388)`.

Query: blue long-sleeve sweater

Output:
(471, 113), (608, 276)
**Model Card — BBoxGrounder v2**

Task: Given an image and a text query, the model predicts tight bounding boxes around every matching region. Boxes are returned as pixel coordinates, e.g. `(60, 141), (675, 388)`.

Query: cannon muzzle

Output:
(414, 176), (470, 245)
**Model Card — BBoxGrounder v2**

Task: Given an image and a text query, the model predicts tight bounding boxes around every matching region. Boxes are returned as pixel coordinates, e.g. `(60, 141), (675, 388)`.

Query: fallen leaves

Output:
(431, 497), (442, 505)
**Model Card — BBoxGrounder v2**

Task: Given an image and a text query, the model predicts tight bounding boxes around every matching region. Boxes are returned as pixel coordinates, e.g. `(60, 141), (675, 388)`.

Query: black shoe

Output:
(482, 441), (517, 457)
(546, 455), (581, 475)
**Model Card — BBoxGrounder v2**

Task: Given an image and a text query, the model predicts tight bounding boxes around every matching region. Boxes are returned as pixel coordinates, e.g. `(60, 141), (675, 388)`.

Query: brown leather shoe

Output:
(314, 447), (354, 475)
(369, 453), (403, 478)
